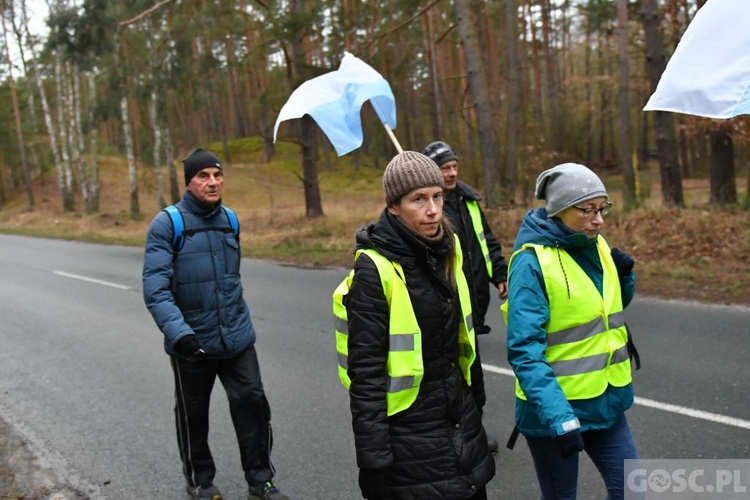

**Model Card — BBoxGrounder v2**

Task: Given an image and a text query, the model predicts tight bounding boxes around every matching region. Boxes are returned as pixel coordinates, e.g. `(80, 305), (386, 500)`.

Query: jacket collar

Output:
(182, 190), (223, 218)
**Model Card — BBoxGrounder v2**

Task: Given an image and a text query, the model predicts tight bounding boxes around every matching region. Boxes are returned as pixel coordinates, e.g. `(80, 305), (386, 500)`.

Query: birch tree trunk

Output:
(617, 0), (636, 209)
(116, 32), (139, 219)
(10, 0), (43, 177)
(149, 90), (166, 209)
(54, 48), (75, 211)
(87, 71), (100, 213)
(121, 92), (139, 219)
(164, 125), (180, 204)
(26, 8), (67, 209)
(0, 1), (33, 207)
(454, 0), (502, 206)
(70, 64), (91, 212)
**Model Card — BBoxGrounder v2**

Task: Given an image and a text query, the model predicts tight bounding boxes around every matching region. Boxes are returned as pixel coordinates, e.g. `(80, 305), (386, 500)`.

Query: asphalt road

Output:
(1, 234), (748, 499)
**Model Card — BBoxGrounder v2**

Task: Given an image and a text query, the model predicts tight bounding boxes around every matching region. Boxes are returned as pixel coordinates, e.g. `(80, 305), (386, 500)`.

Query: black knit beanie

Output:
(183, 147), (222, 185)
(422, 141), (458, 167)
(383, 151), (445, 205)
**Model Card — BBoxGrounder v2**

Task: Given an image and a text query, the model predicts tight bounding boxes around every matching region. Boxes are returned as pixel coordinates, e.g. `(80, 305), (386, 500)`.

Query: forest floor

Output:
(0, 139), (748, 498)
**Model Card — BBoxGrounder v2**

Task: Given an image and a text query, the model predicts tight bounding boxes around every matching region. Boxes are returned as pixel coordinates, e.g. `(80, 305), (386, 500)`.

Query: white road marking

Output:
(53, 271), (130, 290)
(482, 363), (750, 431)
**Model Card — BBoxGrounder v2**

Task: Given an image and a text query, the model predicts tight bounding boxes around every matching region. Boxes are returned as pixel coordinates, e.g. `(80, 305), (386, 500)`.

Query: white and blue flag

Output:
(273, 52), (397, 156)
(644, 0), (750, 119)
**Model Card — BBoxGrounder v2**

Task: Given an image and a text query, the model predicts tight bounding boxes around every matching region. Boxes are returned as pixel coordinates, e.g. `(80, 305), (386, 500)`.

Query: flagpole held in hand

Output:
(383, 124), (403, 153)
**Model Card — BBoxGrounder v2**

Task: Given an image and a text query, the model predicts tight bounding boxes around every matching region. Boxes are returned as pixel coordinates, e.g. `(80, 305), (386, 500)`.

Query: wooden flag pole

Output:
(383, 123), (403, 153)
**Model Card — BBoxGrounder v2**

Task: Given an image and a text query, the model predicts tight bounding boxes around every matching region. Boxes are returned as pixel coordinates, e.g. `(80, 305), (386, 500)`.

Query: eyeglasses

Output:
(572, 201), (612, 219)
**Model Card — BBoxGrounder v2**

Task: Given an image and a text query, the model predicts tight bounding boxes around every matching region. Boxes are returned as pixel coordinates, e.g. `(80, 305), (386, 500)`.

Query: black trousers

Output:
(171, 346), (273, 488)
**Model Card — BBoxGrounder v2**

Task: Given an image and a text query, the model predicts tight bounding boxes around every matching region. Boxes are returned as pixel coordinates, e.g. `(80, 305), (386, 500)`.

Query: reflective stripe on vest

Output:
(504, 236), (631, 401)
(465, 200), (493, 279)
(332, 236), (477, 416)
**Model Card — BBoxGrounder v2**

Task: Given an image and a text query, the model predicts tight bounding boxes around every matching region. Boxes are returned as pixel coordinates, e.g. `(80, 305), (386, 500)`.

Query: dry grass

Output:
(0, 140), (748, 306)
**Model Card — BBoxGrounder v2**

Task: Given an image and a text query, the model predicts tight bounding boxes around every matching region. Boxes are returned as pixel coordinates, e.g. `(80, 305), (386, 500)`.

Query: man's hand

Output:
(496, 281), (508, 301)
(174, 335), (204, 358)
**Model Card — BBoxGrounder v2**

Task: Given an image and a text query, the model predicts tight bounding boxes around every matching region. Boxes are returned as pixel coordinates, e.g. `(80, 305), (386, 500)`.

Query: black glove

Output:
(611, 247), (635, 277)
(555, 429), (584, 458)
(174, 335), (203, 357)
(358, 468), (387, 500)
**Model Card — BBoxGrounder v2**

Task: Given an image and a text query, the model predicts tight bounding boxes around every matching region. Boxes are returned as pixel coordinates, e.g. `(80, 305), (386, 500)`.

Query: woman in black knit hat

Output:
(333, 151), (495, 499)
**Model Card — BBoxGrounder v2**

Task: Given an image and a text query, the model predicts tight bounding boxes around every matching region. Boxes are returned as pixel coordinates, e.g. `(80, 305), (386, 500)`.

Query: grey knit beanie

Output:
(183, 147), (222, 185)
(535, 163), (608, 217)
(383, 151), (445, 205)
(422, 141), (458, 167)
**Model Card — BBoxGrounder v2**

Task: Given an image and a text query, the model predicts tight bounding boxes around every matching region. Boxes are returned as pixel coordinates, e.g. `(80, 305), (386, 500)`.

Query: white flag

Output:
(643, 0), (750, 119)
(273, 53), (397, 156)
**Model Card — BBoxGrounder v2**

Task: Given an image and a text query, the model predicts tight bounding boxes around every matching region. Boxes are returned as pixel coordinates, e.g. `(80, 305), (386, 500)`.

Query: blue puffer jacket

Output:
(505, 208), (635, 438)
(143, 191), (255, 359)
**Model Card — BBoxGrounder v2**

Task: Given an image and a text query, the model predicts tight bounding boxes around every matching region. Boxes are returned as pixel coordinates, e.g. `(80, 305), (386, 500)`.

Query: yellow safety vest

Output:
(333, 236), (476, 416)
(465, 200), (493, 279)
(502, 236), (631, 401)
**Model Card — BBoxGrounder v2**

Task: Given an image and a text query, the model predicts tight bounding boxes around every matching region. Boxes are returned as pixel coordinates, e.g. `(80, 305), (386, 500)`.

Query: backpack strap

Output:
(221, 206), (240, 241)
(164, 205), (239, 254)
(163, 205), (186, 252)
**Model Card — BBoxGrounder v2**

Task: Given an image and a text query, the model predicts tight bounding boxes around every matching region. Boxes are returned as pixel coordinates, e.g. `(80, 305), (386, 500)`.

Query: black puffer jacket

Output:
(346, 210), (495, 499)
(443, 181), (507, 335)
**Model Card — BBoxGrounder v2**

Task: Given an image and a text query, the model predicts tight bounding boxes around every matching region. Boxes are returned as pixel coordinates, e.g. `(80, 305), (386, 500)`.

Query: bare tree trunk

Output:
(503, 0), (521, 204)
(541, 0), (563, 154)
(121, 92), (140, 219)
(640, 0), (684, 206)
(300, 115), (324, 217)
(290, 0), (323, 218)
(71, 64), (91, 212)
(1, 2), (33, 208)
(423, 7), (442, 140)
(164, 125), (180, 204)
(116, 33), (139, 219)
(11, 0), (43, 177)
(709, 126), (737, 205)
(454, 0), (502, 206)
(54, 48), (75, 211)
(26, 6), (67, 210)
(585, 28), (593, 168)
(149, 90), (166, 209)
(617, 0), (636, 209)
(87, 71), (100, 213)
(678, 126), (690, 178)
(527, 0), (544, 127)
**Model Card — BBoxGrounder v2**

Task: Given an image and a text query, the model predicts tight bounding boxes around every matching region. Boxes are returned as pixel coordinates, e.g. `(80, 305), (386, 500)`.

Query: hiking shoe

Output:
(186, 484), (222, 500)
(247, 481), (290, 500)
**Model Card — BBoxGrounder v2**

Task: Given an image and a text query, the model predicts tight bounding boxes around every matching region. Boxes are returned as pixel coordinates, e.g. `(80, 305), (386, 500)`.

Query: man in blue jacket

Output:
(143, 147), (289, 500)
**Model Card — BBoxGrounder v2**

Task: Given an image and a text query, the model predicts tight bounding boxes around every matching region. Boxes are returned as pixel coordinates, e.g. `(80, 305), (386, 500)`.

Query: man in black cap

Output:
(143, 147), (289, 500)
(422, 141), (508, 453)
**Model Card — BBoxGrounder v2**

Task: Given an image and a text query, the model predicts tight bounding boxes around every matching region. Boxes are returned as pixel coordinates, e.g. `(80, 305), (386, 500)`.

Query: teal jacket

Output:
(506, 208), (635, 438)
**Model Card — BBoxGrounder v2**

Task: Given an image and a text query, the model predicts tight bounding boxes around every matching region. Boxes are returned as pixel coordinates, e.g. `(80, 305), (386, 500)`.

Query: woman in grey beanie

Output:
(333, 151), (495, 499)
(502, 162), (639, 499)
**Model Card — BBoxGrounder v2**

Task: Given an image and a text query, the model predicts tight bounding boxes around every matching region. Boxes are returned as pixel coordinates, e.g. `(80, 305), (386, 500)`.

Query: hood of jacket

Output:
(513, 207), (596, 253)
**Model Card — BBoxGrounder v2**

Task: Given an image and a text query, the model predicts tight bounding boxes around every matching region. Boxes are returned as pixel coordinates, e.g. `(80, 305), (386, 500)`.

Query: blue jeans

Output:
(525, 416), (638, 500)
